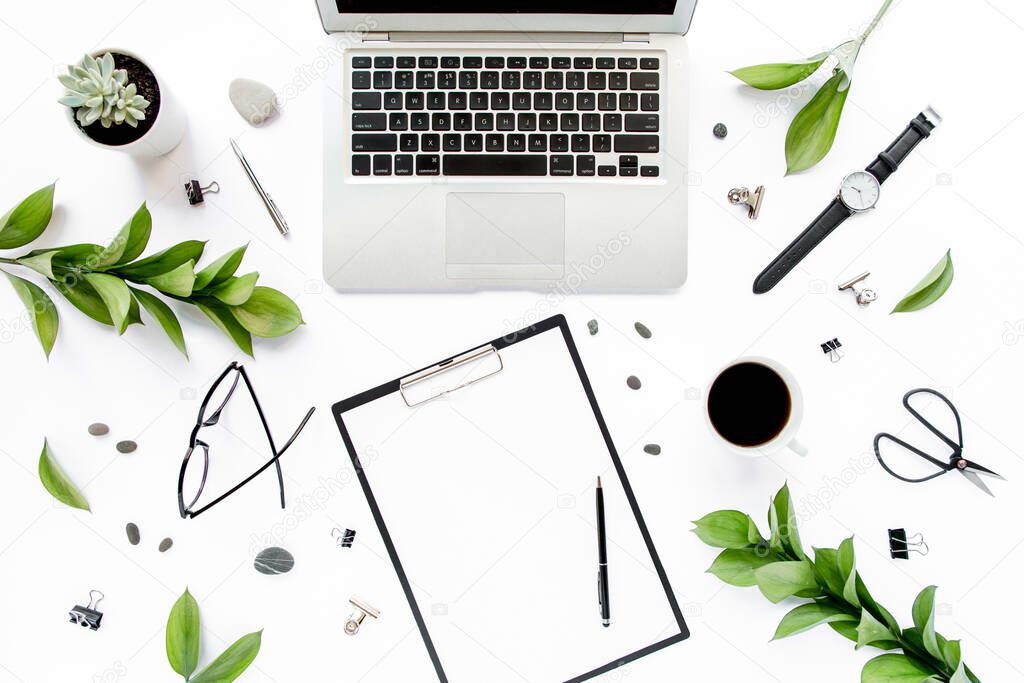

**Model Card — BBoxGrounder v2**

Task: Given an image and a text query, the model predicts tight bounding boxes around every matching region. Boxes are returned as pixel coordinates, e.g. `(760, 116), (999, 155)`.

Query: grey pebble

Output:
(713, 122), (728, 139)
(229, 78), (278, 126)
(159, 538), (174, 553)
(126, 522), (140, 545)
(116, 440), (137, 454)
(254, 546), (294, 575)
(587, 319), (599, 336)
(634, 322), (652, 339)
(627, 375), (642, 390)
(643, 444), (662, 456)
(88, 422), (109, 436)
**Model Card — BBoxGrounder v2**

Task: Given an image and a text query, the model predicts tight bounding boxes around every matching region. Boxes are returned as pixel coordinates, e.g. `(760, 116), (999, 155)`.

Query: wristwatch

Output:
(752, 107), (942, 294)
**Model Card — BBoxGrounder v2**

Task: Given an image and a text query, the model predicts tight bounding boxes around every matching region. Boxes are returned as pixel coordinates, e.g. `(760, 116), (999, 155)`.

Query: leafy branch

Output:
(0, 183), (303, 359)
(693, 483), (980, 683)
(167, 588), (262, 682)
(730, 0), (895, 174)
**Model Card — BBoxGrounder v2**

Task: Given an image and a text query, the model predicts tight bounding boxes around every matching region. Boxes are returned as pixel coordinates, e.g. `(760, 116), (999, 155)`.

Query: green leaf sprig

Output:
(892, 249), (954, 314)
(38, 439), (90, 511)
(0, 183), (303, 359)
(731, 0), (895, 174)
(693, 483), (980, 683)
(167, 588), (263, 683)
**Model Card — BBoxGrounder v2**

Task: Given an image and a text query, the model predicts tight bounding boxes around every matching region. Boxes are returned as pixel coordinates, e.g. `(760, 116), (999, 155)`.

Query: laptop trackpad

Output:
(445, 193), (565, 280)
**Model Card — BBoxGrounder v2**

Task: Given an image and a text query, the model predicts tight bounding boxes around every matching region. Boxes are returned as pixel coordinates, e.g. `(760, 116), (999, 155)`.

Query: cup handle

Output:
(787, 438), (808, 457)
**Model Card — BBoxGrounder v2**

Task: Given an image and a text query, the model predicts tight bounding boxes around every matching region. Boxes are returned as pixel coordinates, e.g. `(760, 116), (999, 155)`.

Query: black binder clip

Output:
(821, 338), (844, 363)
(889, 528), (929, 560)
(332, 527), (356, 548)
(69, 590), (105, 630)
(184, 178), (220, 205)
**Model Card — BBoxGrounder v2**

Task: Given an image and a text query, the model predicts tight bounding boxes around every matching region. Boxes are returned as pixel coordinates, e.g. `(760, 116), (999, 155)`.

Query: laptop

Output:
(317, 0), (697, 290)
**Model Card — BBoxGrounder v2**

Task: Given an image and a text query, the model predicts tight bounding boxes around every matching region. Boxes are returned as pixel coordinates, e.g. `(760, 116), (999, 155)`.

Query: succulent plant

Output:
(58, 52), (150, 128)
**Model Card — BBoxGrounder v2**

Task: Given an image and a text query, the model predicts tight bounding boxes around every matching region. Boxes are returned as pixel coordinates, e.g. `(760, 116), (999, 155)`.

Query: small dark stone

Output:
(158, 538), (173, 553)
(634, 322), (652, 339)
(88, 423), (109, 436)
(126, 522), (140, 545)
(627, 375), (642, 390)
(713, 122), (728, 139)
(254, 547), (294, 575)
(116, 440), (137, 454)
(587, 319), (599, 336)
(643, 444), (662, 456)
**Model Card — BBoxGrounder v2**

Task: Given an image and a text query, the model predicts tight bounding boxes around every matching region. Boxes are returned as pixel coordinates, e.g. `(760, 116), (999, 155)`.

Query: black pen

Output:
(596, 476), (610, 627)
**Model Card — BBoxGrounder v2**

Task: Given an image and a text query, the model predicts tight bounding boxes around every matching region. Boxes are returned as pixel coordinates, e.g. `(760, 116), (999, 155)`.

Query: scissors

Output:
(874, 388), (1006, 496)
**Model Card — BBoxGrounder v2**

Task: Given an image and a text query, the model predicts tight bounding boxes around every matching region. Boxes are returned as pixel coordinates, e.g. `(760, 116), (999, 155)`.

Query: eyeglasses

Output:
(873, 388), (1005, 496)
(178, 362), (315, 518)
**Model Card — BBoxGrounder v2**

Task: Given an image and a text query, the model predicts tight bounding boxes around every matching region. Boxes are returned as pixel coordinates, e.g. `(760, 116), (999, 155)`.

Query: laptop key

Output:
(618, 57), (638, 69)
(426, 92), (445, 109)
(497, 113), (515, 130)
(442, 134), (461, 151)
(609, 73), (628, 90)
(512, 92), (531, 110)
(448, 92), (467, 109)
(555, 93), (573, 110)
(550, 134), (569, 152)
(640, 57), (660, 70)
(582, 114), (600, 131)
(469, 92), (488, 110)
(573, 57), (594, 69)
(351, 71), (371, 89)
(352, 113), (387, 131)
(481, 71), (500, 89)
(501, 71), (521, 89)
(614, 135), (659, 153)
(352, 154), (371, 175)
(400, 134), (418, 151)
(396, 56), (416, 68)
(507, 134), (526, 152)
(416, 154), (440, 175)
(544, 72), (564, 90)
(598, 165), (616, 176)
(560, 113), (580, 131)
(566, 72), (585, 89)
(410, 113), (429, 130)
(593, 134), (612, 152)
(485, 134), (504, 152)
(528, 134), (547, 152)
(641, 165), (660, 177)
(641, 93), (660, 111)
(418, 56), (438, 68)
(464, 134), (483, 151)
(603, 114), (623, 132)
(598, 93), (616, 111)
(577, 92), (596, 110)
(596, 57), (615, 69)
(474, 113), (494, 130)
(352, 134), (397, 152)
(490, 92), (510, 110)
(507, 56), (527, 69)
(552, 57), (571, 69)
(485, 56), (505, 69)
(373, 154), (392, 175)
(421, 134), (440, 152)
(577, 155), (596, 176)
(619, 93), (638, 111)
(352, 92), (382, 110)
(438, 71), (456, 89)
(454, 112), (472, 130)
(440, 56), (460, 68)
(571, 134), (589, 152)
(395, 71), (413, 89)
(415, 72), (435, 89)
(459, 72), (478, 89)
(550, 155), (574, 176)
(524, 71), (543, 89)
(518, 113), (537, 131)
(384, 92), (402, 110)
(620, 166), (638, 177)
(374, 56), (394, 69)
(432, 113), (451, 130)
(389, 113), (408, 130)
(539, 113), (558, 131)
(463, 57), (482, 68)
(443, 154), (546, 175)
(352, 56), (371, 69)
(373, 71), (392, 89)
(625, 114), (659, 132)
(630, 73), (659, 91)
(405, 92), (424, 109)
(587, 72), (606, 90)
(534, 93), (553, 110)
(395, 154), (414, 175)
(529, 56), (549, 69)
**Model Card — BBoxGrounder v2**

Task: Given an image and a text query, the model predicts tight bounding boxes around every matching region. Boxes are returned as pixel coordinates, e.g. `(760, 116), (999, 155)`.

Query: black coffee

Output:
(708, 362), (791, 447)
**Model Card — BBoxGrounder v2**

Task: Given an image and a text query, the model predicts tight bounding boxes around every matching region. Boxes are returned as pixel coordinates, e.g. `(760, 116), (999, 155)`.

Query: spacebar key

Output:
(443, 155), (547, 176)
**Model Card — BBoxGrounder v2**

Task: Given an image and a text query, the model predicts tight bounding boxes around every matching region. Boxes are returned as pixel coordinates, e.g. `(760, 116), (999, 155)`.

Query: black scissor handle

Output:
(902, 388), (963, 454)
(873, 432), (951, 483)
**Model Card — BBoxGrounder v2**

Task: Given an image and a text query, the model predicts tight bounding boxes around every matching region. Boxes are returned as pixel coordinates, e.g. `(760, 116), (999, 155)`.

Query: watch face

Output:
(839, 171), (880, 212)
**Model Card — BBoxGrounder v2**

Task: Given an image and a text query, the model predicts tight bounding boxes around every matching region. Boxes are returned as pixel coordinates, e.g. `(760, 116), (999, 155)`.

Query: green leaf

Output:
(838, 537), (861, 608)
(54, 275), (113, 326)
(165, 589), (200, 679)
(229, 286), (303, 338)
(812, 547), (845, 598)
(47, 243), (104, 268)
(16, 251), (57, 279)
(861, 654), (939, 683)
(0, 183), (55, 249)
(692, 510), (763, 549)
(212, 272), (258, 306)
(785, 69), (852, 174)
(912, 586), (941, 659)
(768, 502), (784, 554)
(856, 575), (901, 634)
(130, 287), (187, 358)
(38, 439), (89, 511)
(891, 250), (954, 314)
(83, 273), (132, 333)
(95, 203), (152, 269)
(949, 661), (971, 683)
(770, 482), (805, 559)
(730, 53), (828, 90)
(115, 240), (205, 279)
(773, 600), (856, 640)
(707, 547), (780, 587)
(189, 630), (262, 683)
(144, 260), (195, 297)
(754, 560), (819, 603)
(941, 639), (962, 672)
(856, 609), (899, 650)
(198, 301), (253, 357)
(830, 620), (859, 643)
(194, 244), (247, 291)
(4, 272), (59, 358)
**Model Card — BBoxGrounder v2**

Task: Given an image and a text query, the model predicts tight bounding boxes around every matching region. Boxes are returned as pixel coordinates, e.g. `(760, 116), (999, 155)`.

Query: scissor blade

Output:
(964, 460), (1006, 480)
(961, 469), (995, 496)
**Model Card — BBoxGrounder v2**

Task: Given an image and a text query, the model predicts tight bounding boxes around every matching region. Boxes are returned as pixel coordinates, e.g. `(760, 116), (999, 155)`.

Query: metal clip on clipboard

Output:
(399, 345), (504, 407)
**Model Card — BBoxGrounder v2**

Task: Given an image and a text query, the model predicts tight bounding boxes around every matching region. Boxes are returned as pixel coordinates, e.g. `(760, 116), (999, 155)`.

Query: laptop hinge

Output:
(622, 33), (651, 43)
(360, 32), (390, 42)
(377, 31), (638, 44)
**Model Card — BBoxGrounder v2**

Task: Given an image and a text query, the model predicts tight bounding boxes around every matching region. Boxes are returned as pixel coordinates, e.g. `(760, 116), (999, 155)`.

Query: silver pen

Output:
(229, 138), (289, 236)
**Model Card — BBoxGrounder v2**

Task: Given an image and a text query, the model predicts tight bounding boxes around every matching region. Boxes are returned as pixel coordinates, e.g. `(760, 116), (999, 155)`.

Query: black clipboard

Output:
(332, 315), (689, 682)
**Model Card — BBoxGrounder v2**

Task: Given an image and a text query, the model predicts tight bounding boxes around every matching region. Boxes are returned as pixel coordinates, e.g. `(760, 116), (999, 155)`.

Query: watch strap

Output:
(752, 199), (852, 294)
(866, 110), (939, 184)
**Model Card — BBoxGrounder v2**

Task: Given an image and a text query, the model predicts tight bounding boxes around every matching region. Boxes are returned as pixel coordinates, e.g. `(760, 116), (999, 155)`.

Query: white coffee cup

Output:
(704, 356), (807, 458)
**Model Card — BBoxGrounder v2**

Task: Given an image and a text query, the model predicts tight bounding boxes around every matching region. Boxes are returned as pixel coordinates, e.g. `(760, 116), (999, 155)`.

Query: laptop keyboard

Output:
(346, 52), (665, 179)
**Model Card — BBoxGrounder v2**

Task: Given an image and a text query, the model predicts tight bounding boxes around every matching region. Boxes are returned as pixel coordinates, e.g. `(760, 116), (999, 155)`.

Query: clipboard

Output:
(332, 315), (689, 682)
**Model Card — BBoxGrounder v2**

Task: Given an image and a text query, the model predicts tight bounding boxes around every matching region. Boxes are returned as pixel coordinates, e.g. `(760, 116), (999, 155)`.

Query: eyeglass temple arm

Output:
(873, 432), (950, 483)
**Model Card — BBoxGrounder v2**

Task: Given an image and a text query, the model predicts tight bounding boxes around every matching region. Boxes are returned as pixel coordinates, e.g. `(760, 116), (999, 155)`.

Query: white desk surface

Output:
(1, 1), (1022, 681)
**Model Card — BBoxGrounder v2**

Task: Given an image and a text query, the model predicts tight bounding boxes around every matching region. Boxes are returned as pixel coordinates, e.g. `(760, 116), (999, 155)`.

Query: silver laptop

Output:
(318, 0), (697, 290)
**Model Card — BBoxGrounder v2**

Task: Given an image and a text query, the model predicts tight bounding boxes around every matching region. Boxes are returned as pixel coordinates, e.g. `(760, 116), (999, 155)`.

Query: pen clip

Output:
(597, 570), (605, 613)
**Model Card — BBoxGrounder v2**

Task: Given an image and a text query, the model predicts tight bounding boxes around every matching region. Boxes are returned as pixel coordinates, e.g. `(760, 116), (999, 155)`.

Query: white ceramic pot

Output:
(64, 48), (186, 158)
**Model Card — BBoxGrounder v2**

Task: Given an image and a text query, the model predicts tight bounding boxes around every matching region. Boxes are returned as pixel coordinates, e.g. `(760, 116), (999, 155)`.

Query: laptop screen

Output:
(336, 0), (677, 14)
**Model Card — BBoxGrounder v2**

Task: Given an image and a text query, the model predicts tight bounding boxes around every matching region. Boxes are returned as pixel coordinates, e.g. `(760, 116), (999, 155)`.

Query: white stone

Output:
(229, 78), (278, 126)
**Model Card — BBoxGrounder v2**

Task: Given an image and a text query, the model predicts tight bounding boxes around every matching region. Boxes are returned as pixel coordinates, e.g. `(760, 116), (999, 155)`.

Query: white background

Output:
(1, 1), (1022, 681)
